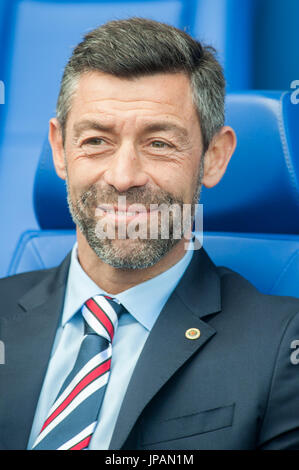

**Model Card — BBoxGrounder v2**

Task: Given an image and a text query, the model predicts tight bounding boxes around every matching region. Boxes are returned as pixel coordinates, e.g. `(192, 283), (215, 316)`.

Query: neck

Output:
(76, 229), (190, 294)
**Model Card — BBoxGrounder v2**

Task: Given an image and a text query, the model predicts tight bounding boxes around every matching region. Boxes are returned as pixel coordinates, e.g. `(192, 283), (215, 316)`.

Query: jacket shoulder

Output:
(217, 265), (299, 321)
(0, 268), (57, 311)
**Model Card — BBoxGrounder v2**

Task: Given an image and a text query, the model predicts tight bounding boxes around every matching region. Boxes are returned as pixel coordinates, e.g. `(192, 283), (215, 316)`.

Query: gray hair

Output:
(56, 17), (225, 152)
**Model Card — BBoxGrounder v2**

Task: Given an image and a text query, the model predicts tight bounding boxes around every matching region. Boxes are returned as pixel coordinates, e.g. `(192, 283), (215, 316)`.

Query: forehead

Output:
(67, 71), (198, 128)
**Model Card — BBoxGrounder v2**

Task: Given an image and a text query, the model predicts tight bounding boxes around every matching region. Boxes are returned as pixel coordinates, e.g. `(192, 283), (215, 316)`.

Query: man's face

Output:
(59, 71), (204, 269)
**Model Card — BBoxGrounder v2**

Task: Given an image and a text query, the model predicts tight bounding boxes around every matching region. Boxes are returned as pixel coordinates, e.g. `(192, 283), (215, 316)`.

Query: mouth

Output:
(96, 204), (157, 222)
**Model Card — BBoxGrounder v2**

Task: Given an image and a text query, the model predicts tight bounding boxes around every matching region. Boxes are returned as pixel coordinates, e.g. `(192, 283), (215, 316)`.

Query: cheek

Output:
(66, 169), (92, 207)
(152, 160), (199, 201)
(65, 154), (100, 194)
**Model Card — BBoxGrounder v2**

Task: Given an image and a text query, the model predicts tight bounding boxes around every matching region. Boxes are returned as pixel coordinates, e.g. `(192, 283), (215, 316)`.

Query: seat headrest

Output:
(34, 91), (299, 233)
(201, 90), (299, 233)
(34, 137), (74, 229)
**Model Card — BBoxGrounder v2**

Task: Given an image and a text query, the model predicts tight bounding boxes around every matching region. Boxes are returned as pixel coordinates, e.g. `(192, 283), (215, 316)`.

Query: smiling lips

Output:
(96, 204), (157, 222)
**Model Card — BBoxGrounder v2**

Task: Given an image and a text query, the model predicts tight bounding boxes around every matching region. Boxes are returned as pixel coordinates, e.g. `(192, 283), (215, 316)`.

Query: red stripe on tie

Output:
(41, 359), (111, 432)
(86, 298), (115, 341)
(69, 435), (92, 450)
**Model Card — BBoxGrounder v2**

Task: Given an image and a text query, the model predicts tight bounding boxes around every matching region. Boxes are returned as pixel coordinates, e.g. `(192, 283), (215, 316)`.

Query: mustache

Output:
(80, 184), (184, 209)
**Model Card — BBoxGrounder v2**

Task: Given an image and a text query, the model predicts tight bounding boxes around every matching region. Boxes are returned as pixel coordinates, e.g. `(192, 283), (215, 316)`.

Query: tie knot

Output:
(82, 294), (125, 343)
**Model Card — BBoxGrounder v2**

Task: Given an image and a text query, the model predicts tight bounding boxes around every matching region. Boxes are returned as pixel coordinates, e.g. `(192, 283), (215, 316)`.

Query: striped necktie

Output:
(32, 294), (125, 450)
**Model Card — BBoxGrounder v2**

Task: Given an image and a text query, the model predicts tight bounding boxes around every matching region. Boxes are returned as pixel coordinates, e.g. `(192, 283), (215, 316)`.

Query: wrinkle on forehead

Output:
(76, 71), (194, 107)
(66, 71), (199, 137)
(81, 97), (176, 106)
(73, 95), (190, 115)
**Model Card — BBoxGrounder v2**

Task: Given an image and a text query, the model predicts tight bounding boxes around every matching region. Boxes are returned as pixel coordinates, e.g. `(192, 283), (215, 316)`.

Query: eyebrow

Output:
(142, 122), (189, 141)
(72, 119), (189, 143)
(73, 120), (114, 140)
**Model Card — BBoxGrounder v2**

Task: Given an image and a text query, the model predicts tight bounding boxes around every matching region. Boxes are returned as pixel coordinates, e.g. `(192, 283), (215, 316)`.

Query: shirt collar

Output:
(62, 240), (194, 331)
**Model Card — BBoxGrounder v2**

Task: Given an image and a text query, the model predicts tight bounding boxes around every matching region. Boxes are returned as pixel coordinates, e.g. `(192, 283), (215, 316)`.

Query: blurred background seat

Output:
(201, 90), (299, 297)
(0, 0), (255, 277)
(8, 90), (299, 299)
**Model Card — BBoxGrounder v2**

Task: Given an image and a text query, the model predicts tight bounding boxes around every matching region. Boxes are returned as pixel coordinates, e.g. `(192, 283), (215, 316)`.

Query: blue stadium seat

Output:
(8, 91), (299, 299)
(201, 90), (299, 297)
(0, 0), (254, 278)
(201, 91), (299, 234)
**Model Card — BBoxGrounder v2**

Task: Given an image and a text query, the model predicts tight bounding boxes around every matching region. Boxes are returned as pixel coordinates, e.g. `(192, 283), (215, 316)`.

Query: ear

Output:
(202, 126), (237, 188)
(48, 118), (67, 181)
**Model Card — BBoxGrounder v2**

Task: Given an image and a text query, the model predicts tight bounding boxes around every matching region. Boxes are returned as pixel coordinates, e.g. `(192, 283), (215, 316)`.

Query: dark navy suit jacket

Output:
(1, 248), (299, 450)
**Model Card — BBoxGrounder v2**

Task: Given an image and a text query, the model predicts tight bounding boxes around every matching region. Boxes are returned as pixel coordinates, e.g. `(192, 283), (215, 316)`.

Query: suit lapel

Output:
(109, 247), (221, 450)
(0, 253), (71, 450)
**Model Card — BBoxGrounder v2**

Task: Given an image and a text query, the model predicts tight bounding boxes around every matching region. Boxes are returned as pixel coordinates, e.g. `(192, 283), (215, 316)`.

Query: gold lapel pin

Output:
(185, 328), (201, 340)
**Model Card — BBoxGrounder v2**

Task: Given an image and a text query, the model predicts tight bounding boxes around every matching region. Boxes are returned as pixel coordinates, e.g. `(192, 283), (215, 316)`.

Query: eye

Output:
(150, 141), (170, 149)
(83, 137), (106, 145)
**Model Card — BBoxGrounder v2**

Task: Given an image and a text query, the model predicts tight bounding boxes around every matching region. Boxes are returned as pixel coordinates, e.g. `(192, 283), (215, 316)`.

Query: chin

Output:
(90, 237), (180, 270)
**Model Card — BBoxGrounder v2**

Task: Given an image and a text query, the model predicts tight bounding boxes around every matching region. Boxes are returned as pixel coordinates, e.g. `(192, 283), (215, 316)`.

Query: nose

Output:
(103, 141), (148, 192)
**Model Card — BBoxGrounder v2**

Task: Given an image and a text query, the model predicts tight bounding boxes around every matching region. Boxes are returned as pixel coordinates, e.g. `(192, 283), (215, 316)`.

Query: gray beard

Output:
(65, 160), (204, 270)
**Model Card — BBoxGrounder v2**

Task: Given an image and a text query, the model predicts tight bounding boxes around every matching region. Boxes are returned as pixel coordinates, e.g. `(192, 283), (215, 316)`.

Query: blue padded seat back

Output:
(201, 91), (299, 233)
(8, 229), (299, 299)
(0, 0), (254, 278)
(203, 233), (299, 298)
(9, 230), (76, 275)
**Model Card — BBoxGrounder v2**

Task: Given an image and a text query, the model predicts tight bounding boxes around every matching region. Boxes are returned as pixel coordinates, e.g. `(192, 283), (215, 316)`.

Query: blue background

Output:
(0, 0), (299, 279)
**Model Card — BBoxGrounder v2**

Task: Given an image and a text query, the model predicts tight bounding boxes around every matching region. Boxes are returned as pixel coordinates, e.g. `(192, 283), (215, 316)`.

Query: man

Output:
(1, 17), (299, 450)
